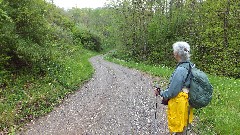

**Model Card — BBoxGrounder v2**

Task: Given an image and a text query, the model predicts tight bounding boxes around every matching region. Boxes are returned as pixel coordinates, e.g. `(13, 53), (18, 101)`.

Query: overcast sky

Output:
(50, 0), (109, 9)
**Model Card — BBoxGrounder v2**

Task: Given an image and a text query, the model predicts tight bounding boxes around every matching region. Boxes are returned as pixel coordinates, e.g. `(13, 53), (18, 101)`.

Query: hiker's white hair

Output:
(173, 41), (191, 61)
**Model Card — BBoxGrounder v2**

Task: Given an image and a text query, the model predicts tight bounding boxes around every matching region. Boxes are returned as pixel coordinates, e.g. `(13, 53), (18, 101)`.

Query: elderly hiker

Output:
(155, 41), (194, 135)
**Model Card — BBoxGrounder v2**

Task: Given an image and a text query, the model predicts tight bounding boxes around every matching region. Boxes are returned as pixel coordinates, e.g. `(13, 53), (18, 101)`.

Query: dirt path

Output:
(20, 55), (168, 135)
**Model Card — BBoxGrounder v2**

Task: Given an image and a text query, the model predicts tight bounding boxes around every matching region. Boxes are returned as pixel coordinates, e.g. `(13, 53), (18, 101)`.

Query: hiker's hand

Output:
(154, 88), (161, 96)
(161, 98), (169, 105)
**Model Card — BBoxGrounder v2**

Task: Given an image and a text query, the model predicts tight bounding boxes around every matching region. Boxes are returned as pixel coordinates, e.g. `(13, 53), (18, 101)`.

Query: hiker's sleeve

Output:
(160, 67), (188, 99)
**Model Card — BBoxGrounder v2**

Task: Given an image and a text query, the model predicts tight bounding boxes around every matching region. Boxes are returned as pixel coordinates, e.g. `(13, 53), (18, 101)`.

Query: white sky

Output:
(49, 0), (109, 9)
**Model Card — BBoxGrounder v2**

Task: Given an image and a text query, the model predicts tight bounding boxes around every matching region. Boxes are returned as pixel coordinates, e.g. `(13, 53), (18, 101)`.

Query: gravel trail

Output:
(20, 55), (168, 135)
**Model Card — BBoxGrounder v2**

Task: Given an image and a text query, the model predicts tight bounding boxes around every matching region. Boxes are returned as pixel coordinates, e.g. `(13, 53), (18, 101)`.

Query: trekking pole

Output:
(154, 85), (160, 118)
(154, 83), (161, 134)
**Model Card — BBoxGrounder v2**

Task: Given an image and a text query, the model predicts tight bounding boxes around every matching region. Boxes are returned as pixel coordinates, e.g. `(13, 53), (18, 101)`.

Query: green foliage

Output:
(105, 0), (239, 78)
(0, 0), (239, 134)
(0, 48), (95, 133)
(68, 7), (117, 52)
(0, 0), (101, 133)
(7, 0), (50, 45)
(105, 52), (173, 79)
(188, 0), (240, 78)
(195, 76), (240, 134)
(72, 26), (102, 51)
(0, 2), (15, 86)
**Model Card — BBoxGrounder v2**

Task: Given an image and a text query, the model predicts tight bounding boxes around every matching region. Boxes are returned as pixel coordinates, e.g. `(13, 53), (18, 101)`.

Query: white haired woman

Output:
(155, 41), (194, 135)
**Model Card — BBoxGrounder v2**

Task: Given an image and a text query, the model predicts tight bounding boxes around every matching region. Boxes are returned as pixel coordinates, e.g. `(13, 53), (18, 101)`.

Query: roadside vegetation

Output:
(0, 0), (101, 134)
(1, 0), (239, 134)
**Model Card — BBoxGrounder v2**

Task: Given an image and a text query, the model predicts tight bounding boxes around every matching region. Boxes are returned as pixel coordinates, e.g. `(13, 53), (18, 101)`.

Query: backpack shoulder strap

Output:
(185, 63), (192, 83)
(178, 62), (192, 83)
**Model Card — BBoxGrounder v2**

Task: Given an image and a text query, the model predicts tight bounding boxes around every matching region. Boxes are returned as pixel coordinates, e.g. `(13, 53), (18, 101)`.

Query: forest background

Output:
(0, 0), (239, 134)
